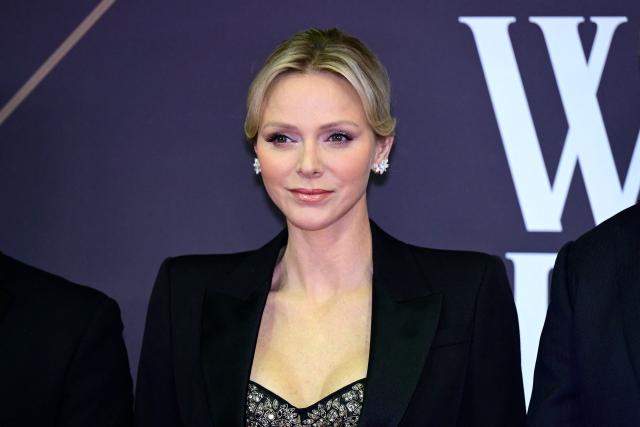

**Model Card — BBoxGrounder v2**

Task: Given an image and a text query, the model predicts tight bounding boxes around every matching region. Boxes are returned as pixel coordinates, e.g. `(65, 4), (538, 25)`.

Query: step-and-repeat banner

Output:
(1, 0), (638, 404)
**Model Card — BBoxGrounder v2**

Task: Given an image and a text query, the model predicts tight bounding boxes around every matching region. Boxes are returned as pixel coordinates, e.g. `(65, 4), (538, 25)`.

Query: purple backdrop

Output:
(1, 0), (638, 404)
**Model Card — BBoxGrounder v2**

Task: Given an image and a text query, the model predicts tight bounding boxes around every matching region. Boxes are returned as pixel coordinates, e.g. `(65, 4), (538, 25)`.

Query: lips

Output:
(289, 188), (333, 203)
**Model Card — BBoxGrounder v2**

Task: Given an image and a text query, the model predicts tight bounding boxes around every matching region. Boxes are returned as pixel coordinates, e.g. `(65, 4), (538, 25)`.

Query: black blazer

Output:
(135, 221), (525, 426)
(0, 252), (133, 427)
(528, 203), (640, 427)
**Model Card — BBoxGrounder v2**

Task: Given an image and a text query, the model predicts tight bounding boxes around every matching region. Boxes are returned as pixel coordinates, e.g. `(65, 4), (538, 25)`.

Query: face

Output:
(254, 71), (393, 232)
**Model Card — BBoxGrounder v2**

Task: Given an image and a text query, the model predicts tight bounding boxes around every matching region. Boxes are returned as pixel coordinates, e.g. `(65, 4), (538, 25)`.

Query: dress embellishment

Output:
(245, 379), (365, 426)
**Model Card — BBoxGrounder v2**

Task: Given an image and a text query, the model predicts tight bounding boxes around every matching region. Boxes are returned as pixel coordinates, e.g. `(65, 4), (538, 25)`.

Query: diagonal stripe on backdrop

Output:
(0, 0), (116, 127)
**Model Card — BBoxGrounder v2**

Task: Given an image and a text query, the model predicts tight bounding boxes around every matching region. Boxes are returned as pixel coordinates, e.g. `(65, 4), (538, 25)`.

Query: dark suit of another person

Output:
(0, 252), (133, 427)
(135, 221), (525, 426)
(528, 203), (640, 426)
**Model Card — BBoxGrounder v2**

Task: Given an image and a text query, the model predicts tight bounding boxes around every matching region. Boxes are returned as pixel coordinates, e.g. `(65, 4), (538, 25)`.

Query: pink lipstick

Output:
(289, 188), (333, 203)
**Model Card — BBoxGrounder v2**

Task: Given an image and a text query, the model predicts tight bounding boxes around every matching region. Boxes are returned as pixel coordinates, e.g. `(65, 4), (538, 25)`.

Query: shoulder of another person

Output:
(556, 204), (639, 302)
(573, 203), (639, 251)
(2, 252), (117, 315)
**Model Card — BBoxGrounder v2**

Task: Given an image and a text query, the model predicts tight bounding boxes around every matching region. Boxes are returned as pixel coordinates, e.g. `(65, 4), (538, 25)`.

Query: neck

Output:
(275, 202), (373, 301)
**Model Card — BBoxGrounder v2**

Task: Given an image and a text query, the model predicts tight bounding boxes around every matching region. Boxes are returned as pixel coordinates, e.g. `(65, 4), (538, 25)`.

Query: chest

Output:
(249, 291), (371, 407)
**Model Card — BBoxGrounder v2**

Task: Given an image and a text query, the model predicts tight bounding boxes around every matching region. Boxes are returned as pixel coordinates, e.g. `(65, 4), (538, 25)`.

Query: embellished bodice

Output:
(245, 379), (366, 426)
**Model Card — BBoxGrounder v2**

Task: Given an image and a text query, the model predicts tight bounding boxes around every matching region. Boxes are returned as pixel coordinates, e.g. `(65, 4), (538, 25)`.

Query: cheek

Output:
(258, 163), (287, 208)
(260, 166), (288, 198)
(256, 149), (294, 182)
(329, 149), (373, 182)
(339, 162), (369, 182)
(259, 159), (282, 181)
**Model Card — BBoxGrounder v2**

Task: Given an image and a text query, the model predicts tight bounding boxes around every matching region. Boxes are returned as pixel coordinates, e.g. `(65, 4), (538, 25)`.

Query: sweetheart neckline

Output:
(247, 377), (367, 411)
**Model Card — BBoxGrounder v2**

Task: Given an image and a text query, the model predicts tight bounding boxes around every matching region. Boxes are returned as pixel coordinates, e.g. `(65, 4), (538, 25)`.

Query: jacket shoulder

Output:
(408, 243), (503, 290)
(565, 203), (639, 270)
(573, 203), (639, 249)
(159, 247), (265, 295)
(168, 250), (254, 276)
(396, 240), (515, 346)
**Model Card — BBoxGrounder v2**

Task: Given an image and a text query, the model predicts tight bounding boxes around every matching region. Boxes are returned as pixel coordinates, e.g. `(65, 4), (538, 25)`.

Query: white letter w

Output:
(459, 16), (640, 231)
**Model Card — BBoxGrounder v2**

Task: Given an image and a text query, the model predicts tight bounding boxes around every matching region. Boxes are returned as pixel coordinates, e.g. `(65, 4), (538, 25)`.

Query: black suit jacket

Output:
(0, 252), (133, 427)
(135, 222), (525, 426)
(527, 203), (640, 427)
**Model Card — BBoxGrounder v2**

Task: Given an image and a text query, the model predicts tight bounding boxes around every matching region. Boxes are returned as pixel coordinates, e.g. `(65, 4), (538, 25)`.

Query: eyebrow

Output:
(320, 121), (360, 130)
(261, 121), (361, 131)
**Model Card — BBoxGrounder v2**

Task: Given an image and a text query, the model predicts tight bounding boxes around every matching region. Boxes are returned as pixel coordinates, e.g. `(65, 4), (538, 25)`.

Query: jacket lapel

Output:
(200, 231), (286, 427)
(199, 223), (442, 426)
(359, 222), (443, 426)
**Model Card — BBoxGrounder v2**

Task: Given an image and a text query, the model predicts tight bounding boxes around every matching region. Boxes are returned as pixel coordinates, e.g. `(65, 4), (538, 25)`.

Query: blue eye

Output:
(327, 132), (353, 144)
(265, 133), (293, 144)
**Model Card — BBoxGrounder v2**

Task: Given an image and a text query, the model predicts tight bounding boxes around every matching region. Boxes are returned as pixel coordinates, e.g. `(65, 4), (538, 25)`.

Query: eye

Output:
(327, 132), (353, 144)
(265, 133), (294, 144)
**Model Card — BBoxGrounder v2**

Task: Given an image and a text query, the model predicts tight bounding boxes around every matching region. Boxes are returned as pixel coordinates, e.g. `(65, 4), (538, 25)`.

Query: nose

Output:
(297, 141), (323, 178)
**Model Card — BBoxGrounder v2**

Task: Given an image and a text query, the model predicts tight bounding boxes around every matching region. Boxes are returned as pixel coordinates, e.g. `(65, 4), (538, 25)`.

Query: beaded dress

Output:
(245, 378), (366, 426)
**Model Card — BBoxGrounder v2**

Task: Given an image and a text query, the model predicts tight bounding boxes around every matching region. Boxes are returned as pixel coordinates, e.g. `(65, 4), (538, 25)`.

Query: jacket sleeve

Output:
(57, 296), (134, 427)
(458, 255), (526, 426)
(135, 258), (182, 427)
(527, 242), (583, 426)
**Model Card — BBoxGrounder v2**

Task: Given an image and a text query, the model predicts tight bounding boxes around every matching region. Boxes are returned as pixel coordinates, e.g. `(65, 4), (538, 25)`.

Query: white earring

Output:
(253, 157), (261, 175)
(372, 158), (389, 175)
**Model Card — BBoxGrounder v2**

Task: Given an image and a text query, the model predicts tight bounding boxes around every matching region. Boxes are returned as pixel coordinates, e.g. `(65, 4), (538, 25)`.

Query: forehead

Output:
(261, 71), (366, 125)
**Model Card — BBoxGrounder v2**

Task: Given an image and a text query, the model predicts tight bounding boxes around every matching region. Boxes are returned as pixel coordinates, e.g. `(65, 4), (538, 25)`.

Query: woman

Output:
(135, 28), (525, 426)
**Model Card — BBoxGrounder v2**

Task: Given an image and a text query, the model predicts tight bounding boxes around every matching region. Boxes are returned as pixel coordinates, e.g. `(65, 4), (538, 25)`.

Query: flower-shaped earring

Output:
(372, 158), (389, 175)
(253, 157), (261, 175)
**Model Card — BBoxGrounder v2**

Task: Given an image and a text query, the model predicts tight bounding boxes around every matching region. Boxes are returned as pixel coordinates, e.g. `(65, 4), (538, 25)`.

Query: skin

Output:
(250, 71), (393, 408)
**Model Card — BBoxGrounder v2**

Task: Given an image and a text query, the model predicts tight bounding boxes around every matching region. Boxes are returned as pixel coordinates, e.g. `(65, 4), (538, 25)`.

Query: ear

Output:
(373, 135), (394, 163)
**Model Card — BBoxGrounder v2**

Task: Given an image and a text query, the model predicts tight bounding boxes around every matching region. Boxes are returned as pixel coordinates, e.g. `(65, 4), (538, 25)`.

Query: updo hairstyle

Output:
(244, 28), (396, 143)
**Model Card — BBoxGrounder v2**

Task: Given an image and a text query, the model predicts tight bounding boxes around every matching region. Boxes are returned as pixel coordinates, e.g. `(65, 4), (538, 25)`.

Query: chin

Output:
(283, 203), (367, 233)
(285, 215), (337, 232)
(278, 193), (368, 233)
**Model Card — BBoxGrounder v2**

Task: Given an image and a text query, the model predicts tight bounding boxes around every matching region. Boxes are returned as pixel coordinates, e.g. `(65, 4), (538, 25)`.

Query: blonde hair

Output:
(244, 28), (396, 142)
